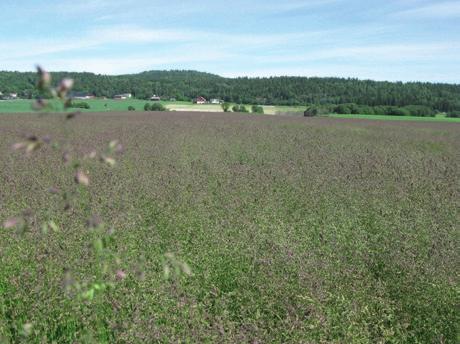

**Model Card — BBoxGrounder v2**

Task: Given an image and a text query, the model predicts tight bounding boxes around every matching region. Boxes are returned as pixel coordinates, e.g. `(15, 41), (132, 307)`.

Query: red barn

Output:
(193, 96), (207, 104)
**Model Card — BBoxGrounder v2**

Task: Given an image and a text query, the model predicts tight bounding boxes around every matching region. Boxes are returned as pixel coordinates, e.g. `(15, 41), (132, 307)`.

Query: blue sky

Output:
(0, 0), (459, 82)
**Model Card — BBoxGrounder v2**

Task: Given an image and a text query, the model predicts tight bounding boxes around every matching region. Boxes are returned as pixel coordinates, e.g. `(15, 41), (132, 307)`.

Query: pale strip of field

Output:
(165, 103), (305, 115)
(167, 104), (223, 112)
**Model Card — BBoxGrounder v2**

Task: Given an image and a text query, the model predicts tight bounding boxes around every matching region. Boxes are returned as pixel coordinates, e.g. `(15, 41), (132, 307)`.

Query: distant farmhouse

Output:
(193, 96), (207, 104)
(113, 93), (132, 100)
(210, 99), (222, 104)
(150, 95), (161, 101)
(70, 92), (95, 100)
(0, 92), (18, 100)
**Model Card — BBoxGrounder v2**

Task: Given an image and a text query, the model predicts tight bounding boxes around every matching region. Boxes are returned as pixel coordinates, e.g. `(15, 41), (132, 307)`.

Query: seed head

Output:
(101, 156), (116, 166)
(21, 323), (33, 337)
(62, 152), (71, 164)
(57, 78), (74, 97)
(88, 150), (97, 159)
(32, 98), (47, 111)
(37, 65), (51, 90)
(75, 170), (89, 186)
(116, 270), (127, 280)
(12, 142), (26, 151)
(86, 215), (102, 229)
(3, 217), (20, 229)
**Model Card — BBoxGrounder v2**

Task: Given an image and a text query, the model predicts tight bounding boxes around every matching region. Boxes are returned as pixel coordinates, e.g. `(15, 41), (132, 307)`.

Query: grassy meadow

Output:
(330, 113), (460, 122)
(2, 99), (460, 122)
(0, 111), (459, 343)
(0, 99), (307, 115)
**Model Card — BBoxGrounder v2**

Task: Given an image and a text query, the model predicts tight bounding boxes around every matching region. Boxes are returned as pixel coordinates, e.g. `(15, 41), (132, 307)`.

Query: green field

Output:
(1, 99), (459, 122)
(0, 99), (306, 115)
(0, 99), (177, 113)
(330, 113), (460, 122)
(0, 112), (458, 343)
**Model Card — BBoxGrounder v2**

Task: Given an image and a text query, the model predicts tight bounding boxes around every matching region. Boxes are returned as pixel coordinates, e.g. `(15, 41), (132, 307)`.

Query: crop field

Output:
(0, 111), (459, 343)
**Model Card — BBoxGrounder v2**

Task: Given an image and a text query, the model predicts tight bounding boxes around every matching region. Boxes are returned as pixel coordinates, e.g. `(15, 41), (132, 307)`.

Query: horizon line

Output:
(1, 69), (459, 85)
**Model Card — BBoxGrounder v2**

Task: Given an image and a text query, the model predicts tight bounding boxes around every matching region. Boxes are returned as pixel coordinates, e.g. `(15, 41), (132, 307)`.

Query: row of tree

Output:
(1, 70), (459, 112)
(222, 104), (264, 114)
(304, 104), (459, 117)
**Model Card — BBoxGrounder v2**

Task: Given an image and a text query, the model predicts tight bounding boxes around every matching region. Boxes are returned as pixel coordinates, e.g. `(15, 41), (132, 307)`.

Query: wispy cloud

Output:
(1, 0), (459, 82)
(227, 0), (342, 13)
(0, 25), (333, 61)
(254, 42), (460, 64)
(5, 49), (236, 74)
(395, 1), (460, 18)
(222, 64), (460, 83)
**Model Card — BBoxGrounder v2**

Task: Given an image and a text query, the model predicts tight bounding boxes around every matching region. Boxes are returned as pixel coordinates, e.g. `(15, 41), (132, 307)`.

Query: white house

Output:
(113, 93), (132, 100)
(210, 99), (222, 104)
(70, 92), (95, 100)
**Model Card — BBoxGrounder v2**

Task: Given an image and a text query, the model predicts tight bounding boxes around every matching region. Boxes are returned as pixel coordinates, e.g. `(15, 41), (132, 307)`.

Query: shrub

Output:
(447, 111), (460, 118)
(68, 101), (90, 109)
(373, 106), (388, 115)
(349, 103), (361, 114)
(150, 103), (167, 111)
(144, 102), (166, 111)
(128, 106), (136, 111)
(240, 105), (249, 113)
(385, 106), (411, 116)
(304, 106), (319, 117)
(221, 103), (231, 112)
(232, 105), (249, 113)
(251, 105), (264, 114)
(334, 104), (352, 114)
(357, 105), (375, 115)
(402, 105), (436, 117)
(307, 105), (333, 116)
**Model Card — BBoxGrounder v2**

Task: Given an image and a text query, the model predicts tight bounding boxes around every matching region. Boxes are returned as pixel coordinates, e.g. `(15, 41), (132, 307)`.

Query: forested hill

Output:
(1, 70), (459, 111)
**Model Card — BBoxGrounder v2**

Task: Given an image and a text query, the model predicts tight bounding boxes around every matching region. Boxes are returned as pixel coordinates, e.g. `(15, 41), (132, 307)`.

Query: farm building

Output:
(193, 96), (207, 104)
(210, 99), (222, 104)
(70, 92), (95, 100)
(150, 95), (161, 101)
(0, 92), (18, 100)
(113, 93), (132, 100)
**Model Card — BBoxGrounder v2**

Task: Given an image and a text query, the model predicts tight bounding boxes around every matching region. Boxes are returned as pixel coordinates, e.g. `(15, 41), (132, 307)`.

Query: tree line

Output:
(304, 104), (447, 117)
(1, 70), (459, 113)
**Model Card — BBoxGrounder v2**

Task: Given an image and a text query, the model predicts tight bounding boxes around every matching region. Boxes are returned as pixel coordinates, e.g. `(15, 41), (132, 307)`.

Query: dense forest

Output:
(1, 70), (459, 112)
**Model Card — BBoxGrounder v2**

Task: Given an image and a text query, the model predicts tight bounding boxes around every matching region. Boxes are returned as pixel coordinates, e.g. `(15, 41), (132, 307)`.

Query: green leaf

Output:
(93, 238), (103, 253)
(41, 223), (49, 234)
(81, 288), (95, 300)
(48, 221), (59, 232)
